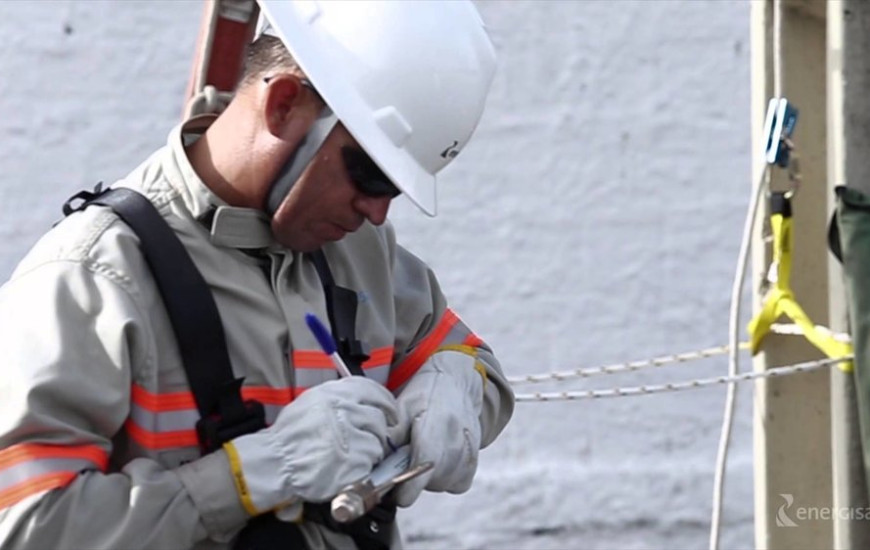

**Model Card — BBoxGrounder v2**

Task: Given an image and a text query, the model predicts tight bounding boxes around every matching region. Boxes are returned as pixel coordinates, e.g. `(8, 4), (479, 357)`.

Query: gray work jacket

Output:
(0, 117), (514, 549)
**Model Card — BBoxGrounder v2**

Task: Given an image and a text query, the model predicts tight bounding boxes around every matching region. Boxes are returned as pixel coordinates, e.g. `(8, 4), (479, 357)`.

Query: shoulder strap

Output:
(63, 186), (263, 453)
(309, 250), (368, 376)
(65, 186), (390, 549)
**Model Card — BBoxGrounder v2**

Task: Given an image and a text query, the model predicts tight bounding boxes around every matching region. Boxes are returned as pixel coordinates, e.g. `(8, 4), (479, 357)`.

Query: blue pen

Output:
(305, 312), (400, 453)
(305, 314), (425, 525)
(305, 313), (354, 378)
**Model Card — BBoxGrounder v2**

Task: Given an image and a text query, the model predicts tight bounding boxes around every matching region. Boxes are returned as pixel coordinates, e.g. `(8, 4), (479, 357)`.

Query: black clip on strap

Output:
(309, 250), (369, 376)
(770, 191), (792, 218)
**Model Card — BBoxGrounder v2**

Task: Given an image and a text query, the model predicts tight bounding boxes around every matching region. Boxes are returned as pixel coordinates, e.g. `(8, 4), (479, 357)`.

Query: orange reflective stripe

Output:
(128, 344), (397, 450)
(131, 345), (396, 418)
(0, 471), (76, 509)
(0, 444), (107, 509)
(387, 309), (459, 391)
(132, 384), (299, 412)
(293, 346), (394, 370)
(363, 347), (394, 367)
(0, 444), (108, 470)
(292, 350), (334, 368)
(463, 333), (484, 348)
(131, 384), (197, 412)
(128, 385), (295, 449)
(241, 386), (294, 406)
(125, 419), (198, 450)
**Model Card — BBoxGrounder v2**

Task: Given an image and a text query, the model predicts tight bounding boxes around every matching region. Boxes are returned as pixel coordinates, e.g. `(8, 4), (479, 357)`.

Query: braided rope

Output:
(514, 356), (850, 402)
(508, 344), (737, 385)
(507, 323), (850, 385)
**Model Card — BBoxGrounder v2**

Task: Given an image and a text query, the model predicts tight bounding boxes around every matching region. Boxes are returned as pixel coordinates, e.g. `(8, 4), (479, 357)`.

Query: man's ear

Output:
(263, 75), (304, 138)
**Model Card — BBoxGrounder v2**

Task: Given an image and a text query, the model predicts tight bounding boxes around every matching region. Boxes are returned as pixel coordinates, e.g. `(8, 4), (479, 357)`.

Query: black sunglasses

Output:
(264, 76), (401, 199)
(341, 147), (402, 199)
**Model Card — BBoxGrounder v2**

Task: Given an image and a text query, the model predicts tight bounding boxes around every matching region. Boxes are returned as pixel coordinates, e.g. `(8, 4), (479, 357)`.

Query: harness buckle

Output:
(337, 337), (370, 367)
(62, 182), (107, 216)
(196, 399), (267, 454)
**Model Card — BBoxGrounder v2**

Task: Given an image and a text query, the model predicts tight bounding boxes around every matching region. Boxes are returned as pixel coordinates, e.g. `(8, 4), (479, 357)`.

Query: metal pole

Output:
(829, 1), (870, 546)
(752, 1), (833, 548)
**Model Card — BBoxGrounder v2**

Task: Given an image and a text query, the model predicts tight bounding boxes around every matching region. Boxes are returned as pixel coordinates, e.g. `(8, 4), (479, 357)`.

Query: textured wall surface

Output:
(0, 1), (752, 548)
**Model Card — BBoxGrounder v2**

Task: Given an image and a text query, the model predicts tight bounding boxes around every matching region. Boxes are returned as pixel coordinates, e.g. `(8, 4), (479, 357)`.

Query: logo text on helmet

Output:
(440, 141), (461, 159)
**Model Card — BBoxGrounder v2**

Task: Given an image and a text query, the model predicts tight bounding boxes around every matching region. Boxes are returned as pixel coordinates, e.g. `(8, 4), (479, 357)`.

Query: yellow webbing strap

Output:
(436, 344), (488, 387)
(747, 206), (853, 372)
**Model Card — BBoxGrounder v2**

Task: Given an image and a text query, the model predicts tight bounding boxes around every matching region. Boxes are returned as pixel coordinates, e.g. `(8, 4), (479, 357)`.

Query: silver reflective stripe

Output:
(129, 404), (200, 433)
(291, 365), (389, 391)
(293, 368), (339, 389)
(0, 458), (97, 495)
(440, 315), (479, 347)
(125, 342), (396, 448)
(361, 364), (390, 385)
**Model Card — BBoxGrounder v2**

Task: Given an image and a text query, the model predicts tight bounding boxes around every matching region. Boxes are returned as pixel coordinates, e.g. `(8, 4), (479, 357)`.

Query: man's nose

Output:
(353, 194), (392, 226)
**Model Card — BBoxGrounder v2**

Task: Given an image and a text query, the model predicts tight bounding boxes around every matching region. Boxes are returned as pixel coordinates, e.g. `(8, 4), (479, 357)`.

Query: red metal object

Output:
(206, 15), (255, 92)
(183, 0), (259, 119)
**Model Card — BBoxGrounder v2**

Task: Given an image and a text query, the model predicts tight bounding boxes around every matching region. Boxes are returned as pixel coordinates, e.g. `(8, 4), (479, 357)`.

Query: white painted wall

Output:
(0, 1), (753, 548)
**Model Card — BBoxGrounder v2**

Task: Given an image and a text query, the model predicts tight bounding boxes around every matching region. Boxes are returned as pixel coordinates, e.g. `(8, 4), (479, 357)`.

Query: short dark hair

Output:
(239, 35), (301, 88)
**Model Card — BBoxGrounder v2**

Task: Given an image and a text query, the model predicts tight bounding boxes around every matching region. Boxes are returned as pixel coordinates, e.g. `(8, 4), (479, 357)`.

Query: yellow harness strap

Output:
(747, 195), (853, 372)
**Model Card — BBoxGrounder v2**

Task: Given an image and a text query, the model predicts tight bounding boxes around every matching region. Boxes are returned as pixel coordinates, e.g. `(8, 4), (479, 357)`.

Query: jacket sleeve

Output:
(381, 224), (514, 448)
(0, 258), (247, 549)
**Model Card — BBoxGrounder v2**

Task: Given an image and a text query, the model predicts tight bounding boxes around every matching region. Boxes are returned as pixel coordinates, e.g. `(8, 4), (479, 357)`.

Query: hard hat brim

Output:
(258, 2), (438, 217)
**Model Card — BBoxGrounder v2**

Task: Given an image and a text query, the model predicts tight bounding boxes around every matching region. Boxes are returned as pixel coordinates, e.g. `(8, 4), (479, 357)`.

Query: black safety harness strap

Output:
(63, 185), (266, 454)
(63, 185), (391, 550)
(309, 250), (369, 376)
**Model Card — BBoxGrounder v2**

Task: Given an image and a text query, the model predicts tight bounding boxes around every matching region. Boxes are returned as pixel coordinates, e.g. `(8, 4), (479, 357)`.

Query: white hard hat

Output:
(256, 0), (497, 216)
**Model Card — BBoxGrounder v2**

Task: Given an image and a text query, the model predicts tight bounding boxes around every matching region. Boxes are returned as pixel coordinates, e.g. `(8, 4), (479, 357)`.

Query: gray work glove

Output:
(225, 376), (402, 515)
(393, 351), (485, 507)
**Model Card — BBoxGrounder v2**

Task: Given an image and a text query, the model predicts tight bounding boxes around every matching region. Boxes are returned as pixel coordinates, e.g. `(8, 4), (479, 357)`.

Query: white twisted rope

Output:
(769, 322), (850, 342)
(514, 355), (851, 402)
(507, 323), (850, 386)
(508, 344), (736, 385)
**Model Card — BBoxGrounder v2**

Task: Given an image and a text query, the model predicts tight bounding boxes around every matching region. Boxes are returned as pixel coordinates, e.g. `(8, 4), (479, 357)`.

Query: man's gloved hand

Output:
(224, 376), (402, 516)
(393, 351), (484, 507)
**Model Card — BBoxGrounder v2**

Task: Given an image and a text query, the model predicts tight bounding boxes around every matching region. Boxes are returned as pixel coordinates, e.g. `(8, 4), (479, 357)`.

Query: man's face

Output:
(270, 124), (396, 252)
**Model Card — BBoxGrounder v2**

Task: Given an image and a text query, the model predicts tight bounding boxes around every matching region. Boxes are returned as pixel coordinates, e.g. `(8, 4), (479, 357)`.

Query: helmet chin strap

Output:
(264, 107), (339, 217)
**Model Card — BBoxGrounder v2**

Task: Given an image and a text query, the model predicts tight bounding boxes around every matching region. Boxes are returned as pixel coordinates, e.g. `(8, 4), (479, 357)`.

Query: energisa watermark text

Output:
(777, 493), (870, 527)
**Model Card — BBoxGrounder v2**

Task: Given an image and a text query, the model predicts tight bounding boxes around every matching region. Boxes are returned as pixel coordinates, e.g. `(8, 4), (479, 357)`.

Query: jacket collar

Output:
(164, 115), (276, 250)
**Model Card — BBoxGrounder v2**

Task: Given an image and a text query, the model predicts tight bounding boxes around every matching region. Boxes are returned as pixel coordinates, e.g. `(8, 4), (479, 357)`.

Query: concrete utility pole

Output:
(829, 2), (870, 547)
(751, 1), (830, 548)
(752, 0), (870, 548)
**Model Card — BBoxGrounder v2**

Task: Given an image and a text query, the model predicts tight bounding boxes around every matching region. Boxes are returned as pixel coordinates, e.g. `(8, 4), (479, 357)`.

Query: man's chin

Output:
(270, 229), (321, 253)
(271, 222), (348, 252)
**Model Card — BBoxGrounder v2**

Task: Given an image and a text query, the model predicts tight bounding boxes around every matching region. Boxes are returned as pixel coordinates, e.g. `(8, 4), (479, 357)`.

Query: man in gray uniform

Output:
(0, 1), (514, 549)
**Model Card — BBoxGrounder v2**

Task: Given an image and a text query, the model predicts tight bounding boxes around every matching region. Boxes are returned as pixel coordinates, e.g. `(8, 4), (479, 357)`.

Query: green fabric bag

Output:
(833, 185), (870, 497)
